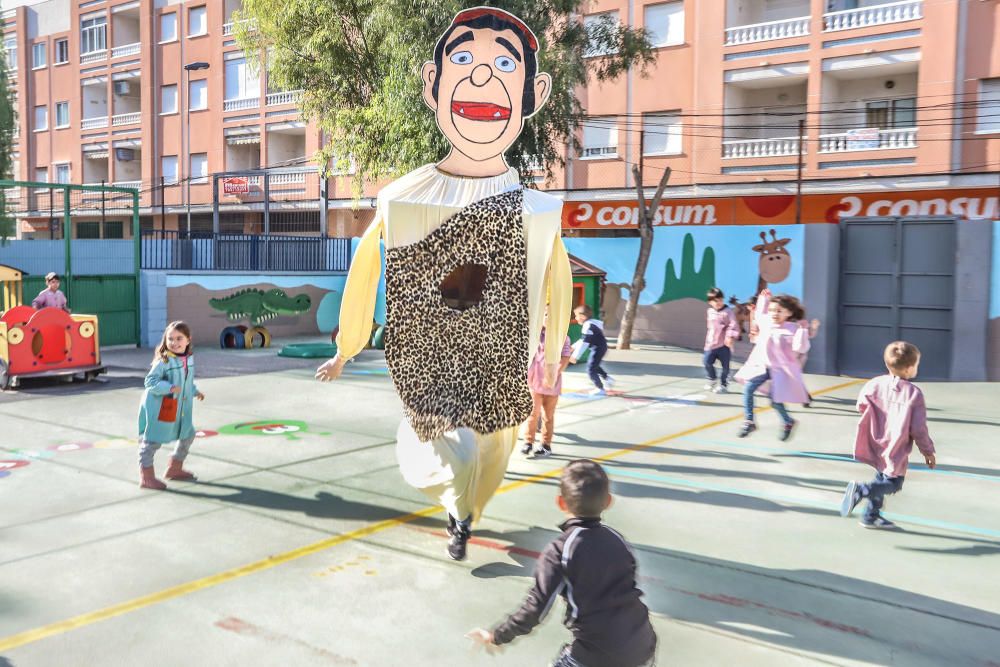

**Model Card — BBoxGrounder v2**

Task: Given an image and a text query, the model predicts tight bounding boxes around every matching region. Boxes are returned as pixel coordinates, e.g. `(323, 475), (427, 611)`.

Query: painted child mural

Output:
(316, 8), (573, 561)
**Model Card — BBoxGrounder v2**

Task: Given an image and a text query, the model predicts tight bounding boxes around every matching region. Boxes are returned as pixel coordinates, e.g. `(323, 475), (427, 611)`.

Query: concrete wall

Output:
(802, 223), (840, 375)
(989, 221), (1000, 381)
(950, 220), (992, 381)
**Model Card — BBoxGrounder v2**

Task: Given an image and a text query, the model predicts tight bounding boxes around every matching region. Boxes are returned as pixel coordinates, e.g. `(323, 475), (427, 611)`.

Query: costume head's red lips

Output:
(452, 101), (511, 121)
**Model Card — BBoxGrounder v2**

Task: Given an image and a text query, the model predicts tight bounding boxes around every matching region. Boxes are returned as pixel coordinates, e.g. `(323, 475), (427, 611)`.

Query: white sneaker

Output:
(703, 382), (716, 391)
(588, 388), (607, 397)
(603, 376), (616, 391)
(713, 385), (728, 394)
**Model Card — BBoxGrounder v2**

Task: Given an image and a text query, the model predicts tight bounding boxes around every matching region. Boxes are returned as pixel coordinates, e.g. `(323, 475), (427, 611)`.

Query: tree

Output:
(617, 164), (670, 350)
(0, 40), (16, 242)
(235, 0), (654, 185)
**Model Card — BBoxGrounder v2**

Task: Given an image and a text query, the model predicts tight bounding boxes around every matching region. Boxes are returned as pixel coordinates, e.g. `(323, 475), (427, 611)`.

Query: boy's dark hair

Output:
(574, 303), (593, 318)
(706, 287), (724, 301)
(432, 9), (540, 116)
(771, 294), (805, 321)
(884, 340), (920, 374)
(560, 460), (610, 518)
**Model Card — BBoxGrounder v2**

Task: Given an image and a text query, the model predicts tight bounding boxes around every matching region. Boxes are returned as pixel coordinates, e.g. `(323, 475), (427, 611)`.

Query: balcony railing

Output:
(723, 135), (805, 159)
(580, 146), (617, 158)
(222, 18), (256, 37)
(223, 97), (259, 112)
(266, 90), (303, 106)
(269, 171), (308, 185)
(724, 16), (810, 45)
(823, 0), (922, 32)
(112, 112), (141, 126)
(111, 42), (141, 58)
(81, 116), (109, 130)
(818, 127), (917, 153)
(80, 49), (108, 64)
(113, 180), (141, 190)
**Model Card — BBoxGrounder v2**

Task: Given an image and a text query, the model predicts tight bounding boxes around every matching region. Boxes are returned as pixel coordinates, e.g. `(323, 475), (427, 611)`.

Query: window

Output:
(4, 37), (16, 70)
(188, 6), (207, 37)
(189, 79), (207, 110)
(161, 84), (178, 114)
(225, 57), (261, 101)
(77, 221), (100, 239)
(32, 42), (46, 68)
(584, 12), (619, 58)
(864, 98), (916, 130)
(55, 39), (69, 64)
(81, 15), (107, 54)
(162, 156), (178, 183)
(581, 119), (618, 158)
(55, 163), (71, 184)
(160, 12), (178, 43)
(190, 153), (208, 183)
(645, 2), (684, 48)
(34, 105), (48, 131)
(103, 220), (124, 239)
(55, 102), (70, 128)
(35, 167), (48, 182)
(643, 112), (682, 155)
(979, 79), (1000, 133)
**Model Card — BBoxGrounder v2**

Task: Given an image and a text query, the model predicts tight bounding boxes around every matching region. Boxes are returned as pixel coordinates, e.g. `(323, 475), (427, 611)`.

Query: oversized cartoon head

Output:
(422, 7), (551, 168)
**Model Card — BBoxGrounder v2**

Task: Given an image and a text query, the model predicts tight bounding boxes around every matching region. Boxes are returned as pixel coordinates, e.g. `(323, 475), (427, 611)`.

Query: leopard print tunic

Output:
(383, 189), (532, 442)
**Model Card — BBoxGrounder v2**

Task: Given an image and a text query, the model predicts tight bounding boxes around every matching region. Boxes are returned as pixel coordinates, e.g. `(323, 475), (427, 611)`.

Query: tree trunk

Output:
(618, 166), (671, 350)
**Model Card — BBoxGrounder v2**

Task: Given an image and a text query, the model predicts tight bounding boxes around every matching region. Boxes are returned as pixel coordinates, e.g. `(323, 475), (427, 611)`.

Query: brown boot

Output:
(165, 457), (196, 481)
(140, 466), (166, 490)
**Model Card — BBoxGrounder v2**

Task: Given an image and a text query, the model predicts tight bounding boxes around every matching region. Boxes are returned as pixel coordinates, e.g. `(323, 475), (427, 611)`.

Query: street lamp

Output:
(183, 61), (210, 236)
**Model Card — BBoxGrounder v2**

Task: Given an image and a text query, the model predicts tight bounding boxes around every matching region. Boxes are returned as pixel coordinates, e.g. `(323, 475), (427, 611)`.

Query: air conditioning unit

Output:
(113, 81), (131, 96)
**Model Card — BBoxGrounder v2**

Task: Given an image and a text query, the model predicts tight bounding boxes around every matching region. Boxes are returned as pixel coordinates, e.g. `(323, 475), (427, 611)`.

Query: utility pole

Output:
(795, 117), (805, 225)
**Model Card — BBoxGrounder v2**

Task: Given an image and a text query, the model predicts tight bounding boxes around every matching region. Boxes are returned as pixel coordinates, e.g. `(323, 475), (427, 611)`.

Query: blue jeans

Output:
(861, 473), (904, 522)
(742, 371), (793, 425)
(703, 345), (732, 386)
(587, 347), (609, 390)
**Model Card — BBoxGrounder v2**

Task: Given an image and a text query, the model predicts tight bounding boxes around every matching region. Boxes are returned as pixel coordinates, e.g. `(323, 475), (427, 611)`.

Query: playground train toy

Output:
(0, 265), (106, 391)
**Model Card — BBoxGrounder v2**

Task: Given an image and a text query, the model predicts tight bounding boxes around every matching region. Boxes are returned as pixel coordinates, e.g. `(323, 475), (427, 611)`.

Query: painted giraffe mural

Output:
(752, 229), (792, 295)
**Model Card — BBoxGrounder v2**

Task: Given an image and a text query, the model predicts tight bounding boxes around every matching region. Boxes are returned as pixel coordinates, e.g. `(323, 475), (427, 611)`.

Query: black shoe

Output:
(860, 516), (898, 530)
(520, 442), (534, 455)
(533, 444), (552, 458)
(446, 515), (471, 561)
(738, 420), (756, 438)
(779, 420), (797, 442)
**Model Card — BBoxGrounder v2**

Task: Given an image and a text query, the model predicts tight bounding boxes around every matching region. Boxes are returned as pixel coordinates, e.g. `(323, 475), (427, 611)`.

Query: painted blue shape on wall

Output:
(316, 290), (343, 333)
(350, 237), (387, 326)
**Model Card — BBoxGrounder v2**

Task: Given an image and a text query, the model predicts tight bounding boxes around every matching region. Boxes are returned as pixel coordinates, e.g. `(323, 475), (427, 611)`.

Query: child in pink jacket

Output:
(734, 290), (810, 441)
(840, 341), (936, 529)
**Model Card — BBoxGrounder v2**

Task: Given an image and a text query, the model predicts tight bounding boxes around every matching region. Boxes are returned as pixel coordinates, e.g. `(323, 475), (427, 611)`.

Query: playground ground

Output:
(1, 342), (998, 666)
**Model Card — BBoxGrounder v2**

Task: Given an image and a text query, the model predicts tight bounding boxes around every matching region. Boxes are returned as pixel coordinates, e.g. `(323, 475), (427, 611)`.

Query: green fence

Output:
(1, 180), (140, 346)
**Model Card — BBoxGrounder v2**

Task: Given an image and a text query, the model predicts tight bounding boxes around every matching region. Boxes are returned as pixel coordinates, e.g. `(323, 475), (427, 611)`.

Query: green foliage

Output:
(657, 233), (716, 303)
(235, 0), (654, 190)
(0, 40), (16, 242)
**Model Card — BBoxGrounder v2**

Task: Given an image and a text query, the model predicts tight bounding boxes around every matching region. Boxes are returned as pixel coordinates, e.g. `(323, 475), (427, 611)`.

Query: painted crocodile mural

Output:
(209, 289), (312, 326)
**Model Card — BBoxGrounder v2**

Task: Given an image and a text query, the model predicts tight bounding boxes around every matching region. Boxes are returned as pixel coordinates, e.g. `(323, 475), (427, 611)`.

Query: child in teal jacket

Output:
(138, 321), (205, 489)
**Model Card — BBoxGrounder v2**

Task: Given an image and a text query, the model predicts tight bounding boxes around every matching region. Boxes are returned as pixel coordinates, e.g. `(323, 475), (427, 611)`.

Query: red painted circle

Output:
(195, 430), (218, 438)
(47, 442), (94, 452)
(0, 460), (30, 471)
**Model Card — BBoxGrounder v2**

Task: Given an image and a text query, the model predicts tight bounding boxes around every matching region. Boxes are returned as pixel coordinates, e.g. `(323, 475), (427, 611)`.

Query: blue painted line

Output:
(605, 467), (1000, 540)
(678, 436), (1000, 483)
(345, 369), (389, 376)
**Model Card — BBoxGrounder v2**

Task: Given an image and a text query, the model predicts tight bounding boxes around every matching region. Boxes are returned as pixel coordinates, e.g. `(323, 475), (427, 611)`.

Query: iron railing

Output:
(141, 232), (352, 273)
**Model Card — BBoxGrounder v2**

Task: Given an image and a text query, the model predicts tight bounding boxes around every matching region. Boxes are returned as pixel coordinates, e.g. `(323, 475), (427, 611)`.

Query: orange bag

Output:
(158, 396), (178, 422)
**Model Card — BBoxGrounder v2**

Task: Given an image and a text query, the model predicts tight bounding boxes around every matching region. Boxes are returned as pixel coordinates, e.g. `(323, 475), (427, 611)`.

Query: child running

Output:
(703, 287), (740, 394)
(840, 341), (936, 529)
(522, 328), (573, 458)
(734, 289), (810, 441)
(570, 305), (615, 396)
(137, 321), (205, 489)
(467, 459), (657, 667)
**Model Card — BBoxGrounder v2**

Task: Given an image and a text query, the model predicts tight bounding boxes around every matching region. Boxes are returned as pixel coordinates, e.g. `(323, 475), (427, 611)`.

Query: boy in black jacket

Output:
(569, 305), (615, 396)
(467, 460), (657, 667)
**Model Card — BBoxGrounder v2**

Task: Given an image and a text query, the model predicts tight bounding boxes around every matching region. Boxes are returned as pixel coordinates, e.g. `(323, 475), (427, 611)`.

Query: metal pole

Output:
(100, 179), (106, 239)
(63, 187), (72, 305)
(132, 189), (141, 347)
(49, 188), (55, 240)
(160, 176), (166, 232)
(795, 117), (805, 225)
(185, 67), (192, 236)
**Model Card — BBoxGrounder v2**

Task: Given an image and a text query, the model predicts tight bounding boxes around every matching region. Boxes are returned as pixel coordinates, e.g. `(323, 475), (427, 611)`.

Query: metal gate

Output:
(838, 217), (956, 379)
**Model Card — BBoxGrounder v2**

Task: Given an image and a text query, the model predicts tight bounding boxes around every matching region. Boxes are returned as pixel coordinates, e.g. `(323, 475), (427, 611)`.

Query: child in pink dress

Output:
(734, 290), (810, 441)
(840, 341), (936, 529)
(521, 329), (572, 458)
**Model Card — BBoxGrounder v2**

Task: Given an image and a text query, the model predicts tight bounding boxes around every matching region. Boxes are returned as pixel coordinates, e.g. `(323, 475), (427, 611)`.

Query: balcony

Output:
(111, 43), (140, 58)
(224, 97), (259, 112)
(723, 136), (804, 159)
(270, 170), (307, 185)
(819, 127), (916, 153)
(112, 180), (141, 190)
(81, 116), (109, 130)
(80, 49), (108, 64)
(823, 0), (922, 32)
(725, 16), (809, 46)
(112, 112), (141, 127)
(266, 90), (302, 106)
(222, 19), (256, 37)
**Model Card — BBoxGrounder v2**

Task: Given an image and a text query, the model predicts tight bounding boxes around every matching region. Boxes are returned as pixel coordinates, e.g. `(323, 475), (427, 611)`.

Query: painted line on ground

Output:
(0, 378), (862, 652)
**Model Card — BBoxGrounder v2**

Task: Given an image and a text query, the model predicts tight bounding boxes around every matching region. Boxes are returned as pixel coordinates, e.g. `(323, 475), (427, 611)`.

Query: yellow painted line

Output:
(0, 377), (863, 652)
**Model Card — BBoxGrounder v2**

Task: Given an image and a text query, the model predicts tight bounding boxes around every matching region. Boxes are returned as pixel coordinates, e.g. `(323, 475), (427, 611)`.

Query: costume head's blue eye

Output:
(494, 56), (516, 73)
(450, 51), (473, 65)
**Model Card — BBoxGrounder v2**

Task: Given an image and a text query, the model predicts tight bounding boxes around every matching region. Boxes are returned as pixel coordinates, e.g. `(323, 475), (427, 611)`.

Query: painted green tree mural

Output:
(657, 233), (715, 303)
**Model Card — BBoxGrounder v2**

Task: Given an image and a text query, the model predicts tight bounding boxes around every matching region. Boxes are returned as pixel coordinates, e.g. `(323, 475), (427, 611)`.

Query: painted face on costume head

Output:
(422, 14), (551, 165)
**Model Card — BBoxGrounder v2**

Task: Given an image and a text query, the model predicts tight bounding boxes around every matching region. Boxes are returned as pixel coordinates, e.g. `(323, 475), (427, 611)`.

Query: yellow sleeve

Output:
(334, 216), (384, 360)
(545, 234), (573, 365)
